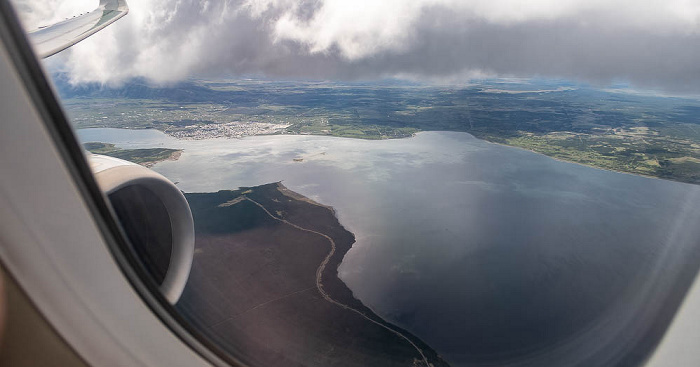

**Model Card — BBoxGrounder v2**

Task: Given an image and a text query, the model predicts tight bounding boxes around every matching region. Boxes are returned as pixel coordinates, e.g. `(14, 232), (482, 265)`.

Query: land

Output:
(83, 142), (182, 167)
(178, 183), (449, 367)
(59, 77), (700, 184)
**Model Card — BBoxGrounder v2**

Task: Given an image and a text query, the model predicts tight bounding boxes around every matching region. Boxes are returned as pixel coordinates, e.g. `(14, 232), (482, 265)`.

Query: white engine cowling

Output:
(88, 154), (194, 304)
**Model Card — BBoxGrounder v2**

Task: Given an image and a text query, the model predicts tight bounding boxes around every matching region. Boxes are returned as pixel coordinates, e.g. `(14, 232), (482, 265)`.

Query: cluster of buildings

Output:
(167, 121), (290, 140)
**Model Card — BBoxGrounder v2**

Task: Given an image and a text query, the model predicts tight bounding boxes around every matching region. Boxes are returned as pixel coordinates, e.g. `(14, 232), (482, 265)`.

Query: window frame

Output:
(0, 1), (240, 366)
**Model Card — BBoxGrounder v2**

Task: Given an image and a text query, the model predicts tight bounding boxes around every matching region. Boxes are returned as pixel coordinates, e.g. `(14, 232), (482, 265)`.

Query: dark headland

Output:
(177, 182), (450, 367)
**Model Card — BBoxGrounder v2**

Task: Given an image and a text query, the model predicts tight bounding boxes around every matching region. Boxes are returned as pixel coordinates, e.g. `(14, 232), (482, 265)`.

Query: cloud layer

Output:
(11, 0), (700, 91)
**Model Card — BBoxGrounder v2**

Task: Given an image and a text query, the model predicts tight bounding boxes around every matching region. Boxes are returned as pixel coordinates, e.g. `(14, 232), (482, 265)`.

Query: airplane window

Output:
(8, 0), (700, 366)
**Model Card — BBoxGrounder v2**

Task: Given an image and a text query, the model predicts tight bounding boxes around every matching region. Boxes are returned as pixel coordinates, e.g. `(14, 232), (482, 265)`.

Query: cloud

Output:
(10, 0), (700, 92)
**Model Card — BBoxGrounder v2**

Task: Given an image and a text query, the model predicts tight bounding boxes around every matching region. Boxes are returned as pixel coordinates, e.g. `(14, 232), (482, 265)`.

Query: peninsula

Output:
(178, 183), (449, 367)
(83, 141), (182, 167)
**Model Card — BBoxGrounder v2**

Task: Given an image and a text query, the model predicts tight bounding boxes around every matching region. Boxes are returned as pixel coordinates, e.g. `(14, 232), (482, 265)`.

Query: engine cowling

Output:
(88, 154), (194, 304)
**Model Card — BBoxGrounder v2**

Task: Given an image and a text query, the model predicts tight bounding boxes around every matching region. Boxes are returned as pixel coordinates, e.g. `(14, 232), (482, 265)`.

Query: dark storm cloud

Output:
(15, 0), (700, 92)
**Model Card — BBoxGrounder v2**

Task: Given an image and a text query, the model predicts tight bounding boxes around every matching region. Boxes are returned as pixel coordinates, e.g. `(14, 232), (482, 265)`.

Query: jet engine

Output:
(88, 154), (194, 304)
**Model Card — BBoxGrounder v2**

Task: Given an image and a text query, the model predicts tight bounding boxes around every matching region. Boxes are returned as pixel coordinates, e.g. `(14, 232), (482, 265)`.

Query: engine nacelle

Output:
(88, 154), (194, 304)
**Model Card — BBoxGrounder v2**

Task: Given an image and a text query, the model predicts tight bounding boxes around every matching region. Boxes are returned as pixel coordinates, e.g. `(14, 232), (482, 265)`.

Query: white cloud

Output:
(258, 0), (700, 60)
(12, 0), (92, 30)
(9, 0), (700, 92)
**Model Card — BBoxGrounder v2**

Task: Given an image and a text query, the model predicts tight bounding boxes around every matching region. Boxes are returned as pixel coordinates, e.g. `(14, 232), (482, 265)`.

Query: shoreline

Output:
(483, 137), (696, 186)
(180, 183), (450, 366)
(78, 126), (697, 185)
(143, 149), (182, 167)
(244, 192), (432, 367)
(263, 182), (449, 367)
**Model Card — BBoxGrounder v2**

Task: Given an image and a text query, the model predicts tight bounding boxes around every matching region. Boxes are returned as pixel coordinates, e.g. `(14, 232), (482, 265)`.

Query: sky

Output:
(10, 0), (700, 92)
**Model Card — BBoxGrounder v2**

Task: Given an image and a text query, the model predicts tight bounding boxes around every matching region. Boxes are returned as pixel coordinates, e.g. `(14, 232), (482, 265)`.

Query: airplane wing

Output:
(27, 0), (128, 59)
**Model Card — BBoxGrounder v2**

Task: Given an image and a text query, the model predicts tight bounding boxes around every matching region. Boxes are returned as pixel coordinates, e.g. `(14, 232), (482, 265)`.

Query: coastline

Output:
(244, 192), (433, 367)
(278, 129), (699, 185)
(143, 149), (182, 167)
(178, 183), (450, 367)
(270, 182), (450, 367)
(482, 137), (696, 186)
(79, 126), (697, 185)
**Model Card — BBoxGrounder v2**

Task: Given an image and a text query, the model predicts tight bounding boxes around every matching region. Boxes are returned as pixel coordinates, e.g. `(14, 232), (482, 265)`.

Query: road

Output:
(245, 196), (431, 367)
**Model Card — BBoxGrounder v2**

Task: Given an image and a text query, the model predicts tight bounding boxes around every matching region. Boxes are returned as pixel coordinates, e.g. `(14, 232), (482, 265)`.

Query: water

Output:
(78, 128), (700, 366)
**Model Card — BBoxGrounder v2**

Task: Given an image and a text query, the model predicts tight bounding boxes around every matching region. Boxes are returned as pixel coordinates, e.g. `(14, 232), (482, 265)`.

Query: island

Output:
(177, 183), (450, 367)
(83, 142), (182, 167)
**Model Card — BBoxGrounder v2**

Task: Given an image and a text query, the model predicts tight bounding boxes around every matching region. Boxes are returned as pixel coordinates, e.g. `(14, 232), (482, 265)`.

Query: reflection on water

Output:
(78, 128), (700, 366)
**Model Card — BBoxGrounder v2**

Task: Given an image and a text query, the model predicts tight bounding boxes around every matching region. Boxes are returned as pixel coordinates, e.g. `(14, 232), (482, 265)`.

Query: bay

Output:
(77, 128), (700, 366)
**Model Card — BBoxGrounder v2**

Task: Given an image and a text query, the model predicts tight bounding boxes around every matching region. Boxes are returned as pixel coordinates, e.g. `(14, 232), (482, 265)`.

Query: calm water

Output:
(78, 128), (700, 366)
